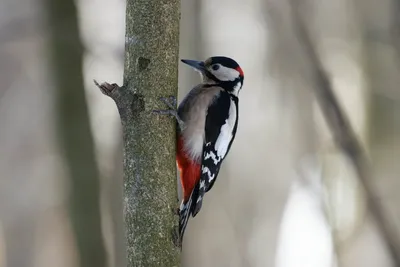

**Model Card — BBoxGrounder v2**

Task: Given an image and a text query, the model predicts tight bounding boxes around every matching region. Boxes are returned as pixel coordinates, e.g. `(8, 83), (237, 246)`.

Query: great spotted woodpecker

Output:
(155, 56), (244, 243)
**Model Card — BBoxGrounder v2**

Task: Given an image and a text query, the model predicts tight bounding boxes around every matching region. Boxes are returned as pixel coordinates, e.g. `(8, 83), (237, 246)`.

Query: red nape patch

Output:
(176, 137), (201, 202)
(236, 66), (244, 77)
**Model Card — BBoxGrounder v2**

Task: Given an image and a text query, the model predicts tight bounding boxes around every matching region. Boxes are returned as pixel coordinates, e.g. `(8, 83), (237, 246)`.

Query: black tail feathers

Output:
(179, 200), (191, 244)
(179, 183), (201, 243)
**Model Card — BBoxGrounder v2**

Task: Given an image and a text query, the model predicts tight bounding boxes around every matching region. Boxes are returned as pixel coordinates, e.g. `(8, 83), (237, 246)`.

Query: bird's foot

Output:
(153, 96), (185, 130)
(170, 206), (180, 216)
(161, 96), (177, 109)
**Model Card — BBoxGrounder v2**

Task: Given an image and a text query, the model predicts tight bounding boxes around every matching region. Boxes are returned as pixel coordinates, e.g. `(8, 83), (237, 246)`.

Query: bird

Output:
(154, 56), (244, 244)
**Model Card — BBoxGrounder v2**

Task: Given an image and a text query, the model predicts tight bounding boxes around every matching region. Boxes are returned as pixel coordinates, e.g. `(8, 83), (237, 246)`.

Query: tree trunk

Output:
(95, 0), (181, 266)
(45, 0), (107, 266)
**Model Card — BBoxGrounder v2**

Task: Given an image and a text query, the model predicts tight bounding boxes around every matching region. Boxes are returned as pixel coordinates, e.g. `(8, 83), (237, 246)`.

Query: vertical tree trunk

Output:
(45, 0), (107, 266)
(95, 0), (181, 266)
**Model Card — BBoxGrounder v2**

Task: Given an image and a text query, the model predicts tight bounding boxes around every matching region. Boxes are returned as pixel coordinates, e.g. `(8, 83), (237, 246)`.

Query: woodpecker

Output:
(155, 56), (244, 244)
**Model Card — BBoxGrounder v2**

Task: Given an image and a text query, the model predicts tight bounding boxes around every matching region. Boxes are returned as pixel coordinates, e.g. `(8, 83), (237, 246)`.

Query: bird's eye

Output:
(211, 64), (220, 71)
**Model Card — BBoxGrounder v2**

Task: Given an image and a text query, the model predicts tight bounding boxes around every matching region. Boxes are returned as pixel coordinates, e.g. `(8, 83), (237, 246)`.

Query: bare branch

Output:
(286, 0), (400, 264)
(93, 80), (120, 98)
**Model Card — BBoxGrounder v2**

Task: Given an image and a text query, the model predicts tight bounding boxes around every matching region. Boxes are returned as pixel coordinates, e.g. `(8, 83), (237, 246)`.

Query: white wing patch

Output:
(215, 99), (237, 158)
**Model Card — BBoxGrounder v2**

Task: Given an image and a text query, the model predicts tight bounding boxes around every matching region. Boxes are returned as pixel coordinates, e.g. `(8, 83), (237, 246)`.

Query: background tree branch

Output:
(95, 0), (181, 266)
(46, 0), (107, 266)
(288, 0), (400, 265)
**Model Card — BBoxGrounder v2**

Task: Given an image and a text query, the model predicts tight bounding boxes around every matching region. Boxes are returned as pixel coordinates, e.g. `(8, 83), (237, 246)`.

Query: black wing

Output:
(192, 92), (239, 216)
(206, 96), (238, 193)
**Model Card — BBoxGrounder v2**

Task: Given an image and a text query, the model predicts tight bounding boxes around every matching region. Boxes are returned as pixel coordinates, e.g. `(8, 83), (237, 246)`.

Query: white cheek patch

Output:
(215, 99), (237, 159)
(210, 65), (240, 81)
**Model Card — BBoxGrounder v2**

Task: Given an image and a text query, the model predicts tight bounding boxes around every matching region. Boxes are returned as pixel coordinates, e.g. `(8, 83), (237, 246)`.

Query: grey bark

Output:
(45, 0), (107, 266)
(286, 0), (400, 265)
(108, 139), (127, 267)
(95, 0), (181, 266)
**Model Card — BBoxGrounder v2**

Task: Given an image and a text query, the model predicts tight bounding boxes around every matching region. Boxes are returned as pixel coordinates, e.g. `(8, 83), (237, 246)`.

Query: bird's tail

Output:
(178, 185), (199, 243)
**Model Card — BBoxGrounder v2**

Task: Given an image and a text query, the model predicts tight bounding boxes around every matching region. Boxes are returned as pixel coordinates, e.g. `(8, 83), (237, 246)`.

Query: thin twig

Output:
(288, 0), (400, 265)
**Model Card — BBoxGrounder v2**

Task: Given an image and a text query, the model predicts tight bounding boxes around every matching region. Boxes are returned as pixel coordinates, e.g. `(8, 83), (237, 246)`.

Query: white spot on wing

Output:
(202, 166), (216, 182)
(196, 195), (202, 203)
(215, 99), (237, 158)
(200, 180), (206, 189)
(204, 150), (222, 165)
(183, 134), (204, 162)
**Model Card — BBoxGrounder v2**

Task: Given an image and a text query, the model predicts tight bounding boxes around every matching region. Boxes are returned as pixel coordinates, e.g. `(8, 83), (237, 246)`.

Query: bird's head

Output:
(181, 56), (244, 96)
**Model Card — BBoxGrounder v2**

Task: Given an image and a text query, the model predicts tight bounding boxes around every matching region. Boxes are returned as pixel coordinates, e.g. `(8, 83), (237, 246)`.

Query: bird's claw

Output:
(153, 95), (185, 131)
(153, 95), (177, 116)
(170, 206), (180, 216)
(159, 96), (177, 109)
(152, 109), (177, 116)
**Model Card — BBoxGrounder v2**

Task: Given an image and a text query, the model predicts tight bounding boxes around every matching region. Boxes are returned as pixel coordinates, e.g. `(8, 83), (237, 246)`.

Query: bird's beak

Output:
(181, 59), (205, 72)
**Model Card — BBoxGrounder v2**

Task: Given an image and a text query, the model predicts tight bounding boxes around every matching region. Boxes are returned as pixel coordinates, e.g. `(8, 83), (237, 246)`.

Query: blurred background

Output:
(1, 0), (400, 266)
